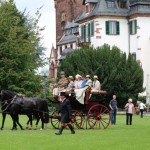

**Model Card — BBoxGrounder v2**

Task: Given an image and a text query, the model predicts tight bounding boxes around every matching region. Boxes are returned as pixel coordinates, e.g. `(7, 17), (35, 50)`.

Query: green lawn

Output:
(0, 114), (150, 150)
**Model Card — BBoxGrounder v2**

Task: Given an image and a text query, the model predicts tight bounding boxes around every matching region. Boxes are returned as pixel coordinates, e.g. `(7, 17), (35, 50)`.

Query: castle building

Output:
(49, 0), (84, 80)
(50, 0), (150, 88)
(54, 0), (84, 43)
(76, 0), (150, 86)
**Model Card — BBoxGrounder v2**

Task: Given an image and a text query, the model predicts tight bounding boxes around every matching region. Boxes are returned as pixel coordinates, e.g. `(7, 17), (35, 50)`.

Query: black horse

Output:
(0, 90), (49, 130)
(0, 90), (18, 130)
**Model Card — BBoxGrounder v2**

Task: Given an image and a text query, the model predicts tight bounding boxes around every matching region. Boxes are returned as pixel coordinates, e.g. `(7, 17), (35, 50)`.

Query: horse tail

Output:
(43, 100), (49, 123)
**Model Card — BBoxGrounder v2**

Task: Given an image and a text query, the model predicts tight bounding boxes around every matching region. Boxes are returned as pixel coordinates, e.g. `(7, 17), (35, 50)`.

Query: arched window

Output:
(50, 61), (55, 79)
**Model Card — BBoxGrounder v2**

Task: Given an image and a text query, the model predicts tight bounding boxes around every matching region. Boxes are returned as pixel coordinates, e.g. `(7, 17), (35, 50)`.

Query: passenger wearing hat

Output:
(80, 75), (92, 88)
(91, 75), (101, 92)
(74, 74), (83, 89)
(85, 75), (92, 87)
(52, 71), (68, 96)
(55, 92), (75, 135)
(66, 76), (74, 93)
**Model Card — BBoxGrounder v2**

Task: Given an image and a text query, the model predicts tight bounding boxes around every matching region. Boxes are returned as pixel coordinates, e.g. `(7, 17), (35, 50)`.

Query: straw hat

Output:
(60, 71), (65, 75)
(86, 75), (90, 78)
(68, 76), (74, 80)
(93, 75), (98, 79)
(75, 74), (82, 78)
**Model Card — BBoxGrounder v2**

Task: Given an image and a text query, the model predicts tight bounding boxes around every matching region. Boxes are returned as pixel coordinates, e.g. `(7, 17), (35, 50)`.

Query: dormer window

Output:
(120, 1), (126, 8)
(107, 1), (115, 8)
(72, 27), (79, 33)
(65, 29), (72, 35)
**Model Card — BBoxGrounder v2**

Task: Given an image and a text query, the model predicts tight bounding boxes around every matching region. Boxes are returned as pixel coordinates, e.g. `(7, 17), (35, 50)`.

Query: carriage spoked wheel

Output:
(50, 110), (60, 129)
(87, 104), (110, 129)
(71, 110), (83, 129)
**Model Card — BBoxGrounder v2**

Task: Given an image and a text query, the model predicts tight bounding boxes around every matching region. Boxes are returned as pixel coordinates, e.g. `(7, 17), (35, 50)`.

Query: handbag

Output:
(125, 107), (128, 112)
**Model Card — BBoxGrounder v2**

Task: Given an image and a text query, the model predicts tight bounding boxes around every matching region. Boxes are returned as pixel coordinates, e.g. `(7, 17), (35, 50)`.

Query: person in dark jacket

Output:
(55, 92), (75, 135)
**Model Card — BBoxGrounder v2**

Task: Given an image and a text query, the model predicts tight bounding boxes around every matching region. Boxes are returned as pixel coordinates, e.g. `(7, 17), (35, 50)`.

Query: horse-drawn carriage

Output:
(0, 89), (110, 130)
(50, 90), (110, 129)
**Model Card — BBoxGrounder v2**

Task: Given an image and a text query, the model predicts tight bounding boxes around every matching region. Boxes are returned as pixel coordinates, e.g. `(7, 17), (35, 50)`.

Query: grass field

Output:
(0, 114), (150, 150)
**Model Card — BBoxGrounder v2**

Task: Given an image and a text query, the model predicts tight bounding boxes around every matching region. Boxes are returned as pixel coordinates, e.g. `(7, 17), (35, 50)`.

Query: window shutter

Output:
(91, 21), (94, 36)
(116, 21), (120, 35)
(106, 21), (109, 35)
(88, 23), (91, 42)
(135, 20), (137, 34)
(81, 25), (84, 40)
(129, 21), (132, 34)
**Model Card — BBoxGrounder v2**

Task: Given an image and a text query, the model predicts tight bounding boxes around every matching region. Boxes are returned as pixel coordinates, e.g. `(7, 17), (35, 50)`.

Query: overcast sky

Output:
(14, 0), (56, 72)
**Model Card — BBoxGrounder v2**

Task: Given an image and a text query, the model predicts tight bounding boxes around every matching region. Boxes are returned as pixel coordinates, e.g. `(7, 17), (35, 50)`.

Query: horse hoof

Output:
(1, 128), (3, 130)
(21, 128), (24, 130)
(11, 128), (17, 130)
(40, 128), (43, 131)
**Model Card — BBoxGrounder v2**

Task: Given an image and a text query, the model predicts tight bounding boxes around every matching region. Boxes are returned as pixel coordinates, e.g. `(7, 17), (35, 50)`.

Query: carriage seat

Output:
(91, 90), (107, 95)
(85, 90), (107, 104)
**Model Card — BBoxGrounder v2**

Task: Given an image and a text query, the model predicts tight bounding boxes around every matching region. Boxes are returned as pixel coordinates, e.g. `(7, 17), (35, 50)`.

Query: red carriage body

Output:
(50, 91), (110, 129)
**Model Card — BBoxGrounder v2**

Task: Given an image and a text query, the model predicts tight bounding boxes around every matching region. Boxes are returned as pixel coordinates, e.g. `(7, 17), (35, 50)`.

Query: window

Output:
(81, 21), (94, 42)
(120, 2), (126, 8)
(106, 21), (120, 35)
(129, 20), (137, 35)
(60, 47), (62, 55)
(81, 25), (86, 42)
(61, 13), (66, 21)
(72, 27), (79, 33)
(85, 5), (89, 13)
(90, 21), (94, 36)
(70, 44), (73, 49)
(107, 1), (115, 8)
(65, 45), (67, 49)
(132, 52), (136, 60)
(65, 29), (72, 35)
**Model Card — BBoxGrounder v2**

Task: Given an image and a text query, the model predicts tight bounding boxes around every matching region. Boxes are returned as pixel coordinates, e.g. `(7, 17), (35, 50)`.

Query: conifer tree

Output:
(0, 0), (45, 95)
(58, 44), (144, 107)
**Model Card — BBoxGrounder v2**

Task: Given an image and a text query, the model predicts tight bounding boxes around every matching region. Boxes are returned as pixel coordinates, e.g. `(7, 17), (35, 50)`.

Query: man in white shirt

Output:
(91, 75), (101, 92)
(138, 101), (146, 118)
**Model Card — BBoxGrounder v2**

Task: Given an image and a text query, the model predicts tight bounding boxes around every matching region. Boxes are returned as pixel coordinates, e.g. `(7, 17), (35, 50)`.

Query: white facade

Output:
(79, 16), (150, 87)
(131, 17), (150, 86)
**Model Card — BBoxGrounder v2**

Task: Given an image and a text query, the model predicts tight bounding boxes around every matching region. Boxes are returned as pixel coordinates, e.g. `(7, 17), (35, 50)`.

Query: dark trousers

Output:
(110, 110), (117, 125)
(140, 109), (144, 118)
(126, 113), (132, 125)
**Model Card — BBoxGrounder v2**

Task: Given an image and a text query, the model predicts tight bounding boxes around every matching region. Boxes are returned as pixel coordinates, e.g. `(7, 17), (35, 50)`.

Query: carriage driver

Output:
(55, 92), (75, 135)
(52, 71), (68, 96)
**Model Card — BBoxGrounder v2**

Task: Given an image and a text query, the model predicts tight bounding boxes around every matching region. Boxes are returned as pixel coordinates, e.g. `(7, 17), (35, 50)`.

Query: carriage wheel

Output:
(51, 110), (60, 129)
(87, 104), (110, 129)
(71, 110), (83, 129)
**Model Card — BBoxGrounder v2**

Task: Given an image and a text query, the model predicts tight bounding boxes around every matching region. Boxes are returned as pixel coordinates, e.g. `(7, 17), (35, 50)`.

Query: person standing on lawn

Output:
(138, 101), (146, 118)
(125, 98), (134, 125)
(55, 92), (75, 135)
(109, 95), (117, 125)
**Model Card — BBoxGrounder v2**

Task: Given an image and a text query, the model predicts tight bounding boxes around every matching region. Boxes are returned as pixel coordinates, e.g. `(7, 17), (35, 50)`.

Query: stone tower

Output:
(54, 0), (84, 44)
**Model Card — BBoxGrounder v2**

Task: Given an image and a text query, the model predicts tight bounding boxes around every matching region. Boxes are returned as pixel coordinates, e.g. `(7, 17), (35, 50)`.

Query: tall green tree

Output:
(0, 0), (45, 95)
(58, 44), (144, 107)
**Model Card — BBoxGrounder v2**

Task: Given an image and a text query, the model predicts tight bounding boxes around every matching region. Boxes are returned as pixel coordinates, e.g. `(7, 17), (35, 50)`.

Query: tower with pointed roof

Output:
(54, 0), (84, 44)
